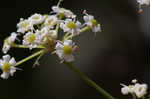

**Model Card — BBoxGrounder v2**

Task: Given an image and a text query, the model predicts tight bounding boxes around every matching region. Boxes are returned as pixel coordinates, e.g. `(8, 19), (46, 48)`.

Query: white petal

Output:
(92, 25), (101, 33)
(64, 40), (73, 46)
(0, 60), (3, 68)
(10, 67), (16, 76)
(83, 15), (89, 22)
(121, 86), (130, 95)
(2, 43), (10, 54)
(60, 22), (65, 29)
(64, 54), (74, 62)
(56, 50), (64, 59)
(52, 6), (59, 12)
(3, 55), (10, 62)
(76, 21), (81, 27)
(1, 72), (9, 79)
(9, 57), (16, 66)
(55, 42), (64, 50)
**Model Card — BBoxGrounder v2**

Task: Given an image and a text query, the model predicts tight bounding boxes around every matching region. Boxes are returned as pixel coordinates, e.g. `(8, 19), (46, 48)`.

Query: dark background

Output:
(0, 0), (150, 99)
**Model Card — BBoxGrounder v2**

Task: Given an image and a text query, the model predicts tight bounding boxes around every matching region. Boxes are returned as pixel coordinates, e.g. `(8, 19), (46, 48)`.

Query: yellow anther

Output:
(90, 19), (98, 26)
(27, 34), (35, 43)
(2, 62), (10, 72)
(63, 45), (72, 55)
(66, 21), (76, 29)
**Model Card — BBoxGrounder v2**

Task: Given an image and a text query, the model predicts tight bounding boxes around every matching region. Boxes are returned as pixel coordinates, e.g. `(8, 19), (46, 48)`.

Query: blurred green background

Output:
(0, 0), (150, 99)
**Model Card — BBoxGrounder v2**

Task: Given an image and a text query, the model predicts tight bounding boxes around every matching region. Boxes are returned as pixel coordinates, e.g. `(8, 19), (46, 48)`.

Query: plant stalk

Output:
(15, 50), (44, 67)
(63, 61), (115, 99)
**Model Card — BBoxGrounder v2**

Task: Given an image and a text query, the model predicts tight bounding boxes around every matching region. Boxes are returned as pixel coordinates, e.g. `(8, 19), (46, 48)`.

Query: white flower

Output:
(0, 55), (17, 79)
(2, 44), (10, 54)
(2, 32), (17, 54)
(137, 0), (150, 5)
(41, 27), (50, 34)
(23, 31), (42, 49)
(44, 15), (58, 28)
(41, 27), (57, 39)
(128, 85), (136, 93)
(121, 86), (130, 95)
(84, 15), (101, 33)
(120, 84), (135, 95)
(47, 30), (57, 39)
(60, 19), (81, 35)
(120, 84), (131, 95)
(17, 19), (33, 33)
(28, 13), (45, 25)
(52, 6), (75, 18)
(134, 83), (148, 98)
(120, 79), (148, 98)
(55, 40), (76, 62)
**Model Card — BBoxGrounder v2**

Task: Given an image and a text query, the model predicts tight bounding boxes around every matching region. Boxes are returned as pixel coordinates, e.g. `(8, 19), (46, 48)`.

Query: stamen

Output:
(57, 0), (63, 7)
(83, 10), (88, 15)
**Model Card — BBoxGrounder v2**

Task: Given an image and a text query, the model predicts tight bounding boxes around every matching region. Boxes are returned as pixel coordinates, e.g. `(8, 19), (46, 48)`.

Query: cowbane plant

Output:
(1, 0), (149, 99)
(121, 79), (148, 99)
(0, 0), (114, 99)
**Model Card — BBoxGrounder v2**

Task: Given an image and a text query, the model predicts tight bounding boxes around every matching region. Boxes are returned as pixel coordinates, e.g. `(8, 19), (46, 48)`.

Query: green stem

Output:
(14, 44), (44, 49)
(131, 93), (136, 99)
(79, 26), (91, 33)
(56, 20), (61, 33)
(15, 50), (44, 67)
(142, 96), (145, 99)
(33, 52), (45, 67)
(55, 16), (63, 33)
(63, 61), (115, 99)
(65, 26), (91, 40)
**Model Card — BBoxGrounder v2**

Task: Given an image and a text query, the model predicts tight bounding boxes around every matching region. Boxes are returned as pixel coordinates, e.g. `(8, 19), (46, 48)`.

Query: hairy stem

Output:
(63, 61), (115, 99)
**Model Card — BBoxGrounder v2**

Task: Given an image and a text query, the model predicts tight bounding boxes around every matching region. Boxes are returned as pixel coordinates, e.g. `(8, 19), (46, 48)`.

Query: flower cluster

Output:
(1, 1), (101, 79)
(137, 0), (150, 13)
(121, 79), (148, 98)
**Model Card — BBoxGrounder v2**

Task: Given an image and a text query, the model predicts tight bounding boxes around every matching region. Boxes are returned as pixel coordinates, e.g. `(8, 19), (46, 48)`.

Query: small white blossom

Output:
(47, 30), (57, 39)
(121, 85), (130, 95)
(55, 40), (76, 62)
(60, 19), (81, 35)
(0, 55), (17, 79)
(41, 27), (50, 34)
(132, 79), (138, 83)
(137, 0), (150, 5)
(2, 32), (17, 54)
(134, 83), (148, 98)
(23, 31), (42, 49)
(44, 15), (58, 28)
(121, 79), (148, 98)
(41, 27), (57, 39)
(2, 44), (10, 54)
(17, 19), (33, 33)
(28, 13), (45, 25)
(120, 84), (135, 95)
(52, 6), (75, 18)
(84, 15), (101, 33)
(128, 85), (136, 93)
